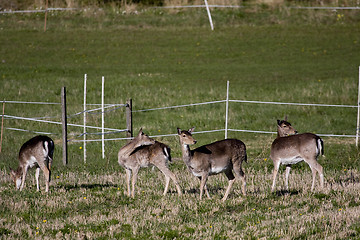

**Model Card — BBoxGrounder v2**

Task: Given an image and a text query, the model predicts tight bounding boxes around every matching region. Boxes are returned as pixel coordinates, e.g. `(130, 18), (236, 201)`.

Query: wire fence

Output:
(2, 4), (359, 14)
(2, 102), (127, 136)
(2, 87), (358, 141)
(2, 76), (359, 165)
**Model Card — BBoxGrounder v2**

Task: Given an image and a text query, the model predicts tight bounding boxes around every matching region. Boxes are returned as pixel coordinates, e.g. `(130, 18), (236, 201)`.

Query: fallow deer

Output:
(177, 127), (247, 201)
(270, 118), (324, 192)
(10, 135), (54, 192)
(118, 141), (182, 197)
(118, 129), (181, 197)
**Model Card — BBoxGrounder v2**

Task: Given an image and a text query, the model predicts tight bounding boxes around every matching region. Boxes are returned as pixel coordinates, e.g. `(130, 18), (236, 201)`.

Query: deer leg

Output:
(271, 160), (281, 192)
(131, 167), (140, 198)
(199, 174), (209, 200)
(222, 170), (235, 201)
(20, 166), (28, 191)
(319, 167), (324, 189)
(35, 168), (40, 191)
(310, 167), (317, 192)
(233, 163), (246, 196)
(163, 175), (171, 196)
(125, 169), (132, 197)
(308, 160), (324, 191)
(156, 164), (171, 196)
(41, 166), (50, 193)
(285, 165), (291, 191)
(48, 157), (52, 170)
(156, 164), (182, 196)
(204, 184), (211, 199)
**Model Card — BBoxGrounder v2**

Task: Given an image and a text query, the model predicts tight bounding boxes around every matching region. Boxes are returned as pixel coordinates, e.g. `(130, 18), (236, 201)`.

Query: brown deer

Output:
(118, 129), (181, 197)
(10, 135), (54, 192)
(118, 128), (155, 157)
(177, 127), (247, 201)
(270, 118), (324, 192)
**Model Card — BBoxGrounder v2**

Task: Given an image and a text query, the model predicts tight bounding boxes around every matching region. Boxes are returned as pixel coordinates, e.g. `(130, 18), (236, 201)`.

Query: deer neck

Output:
(277, 129), (286, 138)
(119, 140), (140, 157)
(13, 165), (23, 178)
(180, 143), (192, 164)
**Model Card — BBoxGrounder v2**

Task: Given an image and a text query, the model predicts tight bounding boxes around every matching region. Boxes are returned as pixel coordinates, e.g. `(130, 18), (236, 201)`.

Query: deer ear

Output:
(177, 128), (181, 135)
(284, 115), (288, 121)
(137, 128), (143, 136)
(277, 120), (281, 126)
(188, 127), (195, 133)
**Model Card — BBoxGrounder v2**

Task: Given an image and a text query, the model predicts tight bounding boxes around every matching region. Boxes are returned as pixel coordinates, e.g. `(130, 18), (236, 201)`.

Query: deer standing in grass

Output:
(118, 129), (182, 197)
(270, 118), (324, 192)
(177, 127), (247, 201)
(10, 135), (54, 192)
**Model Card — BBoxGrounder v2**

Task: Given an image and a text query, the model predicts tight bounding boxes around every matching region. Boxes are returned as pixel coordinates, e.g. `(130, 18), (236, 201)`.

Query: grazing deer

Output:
(10, 135), (54, 192)
(270, 118), (324, 192)
(118, 140), (182, 198)
(177, 127), (247, 201)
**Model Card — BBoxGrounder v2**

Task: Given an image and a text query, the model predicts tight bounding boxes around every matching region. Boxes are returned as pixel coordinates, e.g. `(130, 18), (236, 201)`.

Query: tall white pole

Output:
(102, 76), (105, 159)
(225, 81), (229, 139)
(83, 74), (87, 163)
(204, 0), (214, 31)
(356, 66), (360, 146)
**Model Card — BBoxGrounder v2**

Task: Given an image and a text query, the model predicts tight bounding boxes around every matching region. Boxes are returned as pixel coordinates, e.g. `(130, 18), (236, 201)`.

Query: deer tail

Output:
(317, 137), (324, 156)
(43, 141), (49, 156)
(43, 139), (55, 160)
(243, 151), (248, 163)
(163, 147), (171, 162)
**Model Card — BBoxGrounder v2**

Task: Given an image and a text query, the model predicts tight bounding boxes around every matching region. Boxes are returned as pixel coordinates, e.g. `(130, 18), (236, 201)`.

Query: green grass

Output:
(1, 4), (360, 239)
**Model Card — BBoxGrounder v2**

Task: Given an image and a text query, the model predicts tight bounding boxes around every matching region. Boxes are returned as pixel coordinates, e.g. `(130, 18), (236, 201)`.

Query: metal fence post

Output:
(225, 81), (229, 139)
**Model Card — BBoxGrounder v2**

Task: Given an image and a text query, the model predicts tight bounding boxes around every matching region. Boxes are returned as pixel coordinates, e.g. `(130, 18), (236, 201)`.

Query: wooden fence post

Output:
(126, 99), (133, 140)
(44, 0), (48, 32)
(0, 100), (5, 153)
(61, 87), (68, 166)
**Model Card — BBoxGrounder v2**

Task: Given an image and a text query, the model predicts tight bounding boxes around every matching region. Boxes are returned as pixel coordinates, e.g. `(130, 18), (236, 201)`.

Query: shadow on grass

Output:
(274, 189), (300, 196)
(186, 186), (224, 195)
(55, 183), (118, 191)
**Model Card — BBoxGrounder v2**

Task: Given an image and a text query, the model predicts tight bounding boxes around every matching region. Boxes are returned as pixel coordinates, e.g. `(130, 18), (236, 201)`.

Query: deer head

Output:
(10, 168), (22, 190)
(277, 119), (297, 137)
(133, 128), (155, 148)
(177, 127), (197, 145)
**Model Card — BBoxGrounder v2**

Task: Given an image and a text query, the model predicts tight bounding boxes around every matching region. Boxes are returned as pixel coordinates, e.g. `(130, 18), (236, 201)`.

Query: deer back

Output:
(18, 135), (54, 165)
(125, 141), (171, 168)
(271, 133), (323, 160)
(192, 139), (247, 167)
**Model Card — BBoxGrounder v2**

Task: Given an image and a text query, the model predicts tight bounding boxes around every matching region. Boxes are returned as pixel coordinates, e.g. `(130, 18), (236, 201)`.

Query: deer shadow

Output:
(55, 183), (118, 191)
(186, 186), (224, 195)
(273, 189), (300, 196)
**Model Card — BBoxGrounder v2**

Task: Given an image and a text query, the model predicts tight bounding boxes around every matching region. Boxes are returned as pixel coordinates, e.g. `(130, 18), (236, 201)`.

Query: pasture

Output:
(1, 3), (360, 239)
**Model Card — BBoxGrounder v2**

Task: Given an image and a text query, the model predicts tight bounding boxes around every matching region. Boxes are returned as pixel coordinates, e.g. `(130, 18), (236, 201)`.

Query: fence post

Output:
(61, 87), (68, 166)
(101, 76), (105, 159)
(356, 66), (360, 147)
(44, 0), (48, 32)
(126, 99), (133, 140)
(204, 0), (214, 30)
(0, 100), (5, 153)
(225, 81), (229, 139)
(83, 74), (87, 163)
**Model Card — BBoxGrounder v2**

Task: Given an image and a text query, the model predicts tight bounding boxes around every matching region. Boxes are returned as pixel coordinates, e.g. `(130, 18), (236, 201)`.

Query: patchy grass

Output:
(1, 167), (360, 239)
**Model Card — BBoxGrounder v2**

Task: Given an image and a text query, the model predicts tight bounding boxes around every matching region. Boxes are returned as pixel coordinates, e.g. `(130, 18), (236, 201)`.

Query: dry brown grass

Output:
(1, 164), (360, 239)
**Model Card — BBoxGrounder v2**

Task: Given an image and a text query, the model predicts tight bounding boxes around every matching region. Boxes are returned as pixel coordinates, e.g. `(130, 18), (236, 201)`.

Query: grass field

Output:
(1, 3), (360, 239)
